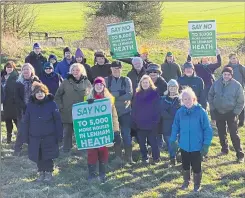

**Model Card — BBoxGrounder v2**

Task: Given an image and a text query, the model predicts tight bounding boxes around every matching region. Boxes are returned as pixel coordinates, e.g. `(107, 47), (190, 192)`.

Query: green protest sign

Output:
(107, 20), (138, 59)
(72, 98), (114, 150)
(188, 20), (217, 57)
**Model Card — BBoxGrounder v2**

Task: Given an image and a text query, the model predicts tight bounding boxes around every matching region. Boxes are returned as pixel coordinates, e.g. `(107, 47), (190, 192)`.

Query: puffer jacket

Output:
(224, 63), (245, 88)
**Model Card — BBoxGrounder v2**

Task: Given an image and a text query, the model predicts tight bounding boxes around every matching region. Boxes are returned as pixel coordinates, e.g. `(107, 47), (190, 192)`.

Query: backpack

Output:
(107, 75), (126, 91)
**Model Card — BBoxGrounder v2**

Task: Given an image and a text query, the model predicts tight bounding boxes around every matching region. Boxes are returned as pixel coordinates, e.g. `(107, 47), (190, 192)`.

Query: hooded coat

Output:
(161, 56), (182, 82)
(55, 57), (76, 79)
(91, 63), (112, 81)
(154, 76), (167, 96)
(21, 94), (63, 163)
(25, 52), (47, 77)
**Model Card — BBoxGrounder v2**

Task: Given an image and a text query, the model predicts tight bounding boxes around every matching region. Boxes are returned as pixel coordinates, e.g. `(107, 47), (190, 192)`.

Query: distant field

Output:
(33, 2), (245, 40)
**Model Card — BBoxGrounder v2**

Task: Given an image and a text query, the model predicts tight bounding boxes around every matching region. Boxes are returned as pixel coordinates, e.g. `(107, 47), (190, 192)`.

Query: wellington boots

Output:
(181, 170), (191, 190)
(125, 146), (135, 165)
(193, 172), (202, 192)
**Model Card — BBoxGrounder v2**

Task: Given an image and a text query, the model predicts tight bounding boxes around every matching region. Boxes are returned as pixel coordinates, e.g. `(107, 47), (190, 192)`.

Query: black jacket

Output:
(25, 52), (47, 77)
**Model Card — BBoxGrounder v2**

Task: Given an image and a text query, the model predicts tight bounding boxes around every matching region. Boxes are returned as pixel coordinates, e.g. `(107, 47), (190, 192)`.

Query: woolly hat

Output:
(63, 47), (71, 55)
(111, 60), (122, 68)
(93, 77), (106, 87)
(48, 54), (57, 61)
(94, 51), (105, 58)
(166, 52), (173, 57)
(146, 63), (162, 75)
(33, 43), (41, 49)
(167, 79), (179, 88)
(31, 82), (49, 96)
(139, 46), (149, 54)
(222, 67), (233, 75)
(183, 61), (194, 69)
(75, 48), (84, 58)
(43, 62), (54, 70)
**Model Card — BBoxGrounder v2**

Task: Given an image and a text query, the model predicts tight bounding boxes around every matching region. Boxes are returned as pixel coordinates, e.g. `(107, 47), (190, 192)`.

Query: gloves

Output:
(118, 90), (126, 96)
(200, 144), (210, 157)
(170, 141), (178, 155)
(87, 99), (95, 104)
(134, 52), (140, 57)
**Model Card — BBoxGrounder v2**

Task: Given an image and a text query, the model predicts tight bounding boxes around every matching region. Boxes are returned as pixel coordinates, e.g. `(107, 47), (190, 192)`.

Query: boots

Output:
(181, 170), (191, 190)
(43, 172), (53, 183)
(7, 134), (12, 144)
(36, 171), (45, 182)
(113, 143), (122, 161)
(193, 172), (202, 192)
(88, 164), (97, 181)
(125, 146), (135, 165)
(99, 162), (107, 183)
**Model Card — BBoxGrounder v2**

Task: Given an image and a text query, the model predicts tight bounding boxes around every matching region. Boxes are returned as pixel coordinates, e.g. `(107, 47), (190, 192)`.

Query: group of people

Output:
(1, 42), (244, 192)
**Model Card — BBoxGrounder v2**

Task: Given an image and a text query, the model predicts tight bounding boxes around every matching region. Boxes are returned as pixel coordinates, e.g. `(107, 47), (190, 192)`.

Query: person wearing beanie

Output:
(91, 50), (111, 81)
(208, 67), (245, 163)
(55, 47), (76, 79)
(177, 61), (206, 109)
(160, 79), (181, 165)
(21, 82), (63, 183)
(146, 63), (167, 96)
(84, 76), (120, 183)
(25, 43), (47, 77)
(39, 62), (63, 95)
(224, 53), (245, 127)
(48, 54), (59, 70)
(161, 52), (182, 82)
(75, 48), (93, 83)
(105, 61), (134, 165)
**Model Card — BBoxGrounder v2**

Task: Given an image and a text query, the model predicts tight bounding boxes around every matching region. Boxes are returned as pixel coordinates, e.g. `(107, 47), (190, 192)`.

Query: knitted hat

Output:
(63, 47), (71, 55)
(139, 46), (149, 54)
(183, 61), (194, 69)
(146, 63), (162, 75)
(75, 48), (84, 58)
(48, 54), (57, 61)
(93, 77), (106, 87)
(166, 52), (173, 57)
(33, 43), (41, 49)
(43, 62), (54, 70)
(111, 60), (122, 68)
(167, 79), (179, 88)
(222, 67), (233, 75)
(31, 82), (49, 96)
(94, 51), (105, 58)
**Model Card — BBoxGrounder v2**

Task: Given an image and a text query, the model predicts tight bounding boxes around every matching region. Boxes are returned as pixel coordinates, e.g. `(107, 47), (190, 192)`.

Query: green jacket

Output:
(161, 62), (182, 82)
(208, 77), (244, 115)
(54, 74), (92, 123)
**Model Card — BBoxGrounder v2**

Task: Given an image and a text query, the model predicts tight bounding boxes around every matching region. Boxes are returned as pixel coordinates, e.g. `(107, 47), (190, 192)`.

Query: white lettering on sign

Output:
(188, 21), (216, 32)
(107, 22), (135, 35)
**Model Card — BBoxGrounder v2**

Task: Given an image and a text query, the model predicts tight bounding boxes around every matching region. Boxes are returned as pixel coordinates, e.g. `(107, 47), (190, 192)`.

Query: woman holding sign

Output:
(85, 77), (120, 183)
(54, 63), (92, 153)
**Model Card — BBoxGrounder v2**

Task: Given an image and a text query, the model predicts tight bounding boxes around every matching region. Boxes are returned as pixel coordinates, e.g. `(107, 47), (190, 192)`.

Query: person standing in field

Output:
(1, 61), (19, 144)
(85, 77), (120, 183)
(224, 53), (245, 127)
(132, 75), (161, 164)
(170, 87), (213, 192)
(75, 48), (93, 83)
(22, 82), (63, 183)
(105, 61), (134, 164)
(178, 62), (206, 109)
(208, 67), (244, 163)
(160, 79), (181, 165)
(161, 52), (182, 82)
(39, 62), (63, 96)
(55, 63), (92, 153)
(187, 49), (221, 109)
(25, 43), (47, 77)
(14, 63), (40, 156)
(91, 51), (111, 81)
(48, 54), (59, 70)
(55, 47), (76, 79)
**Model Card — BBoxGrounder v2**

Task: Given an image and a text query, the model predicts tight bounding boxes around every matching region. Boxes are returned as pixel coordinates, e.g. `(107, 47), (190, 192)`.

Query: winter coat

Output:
(91, 63), (112, 81)
(55, 57), (76, 79)
(14, 76), (40, 118)
(208, 77), (244, 116)
(178, 74), (206, 109)
(127, 68), (146, 95)
(21, 95), (63, 163)
(39, 72), (63, 95)
(25, 52), (47, 77)
(160, 96), (181, 136)
(119, 57), (152, 69)
(154, 76), (167, 96)
(54, 74), (92, 123)
(1, 84), (4, 104)
(132, 89), (161, 131)
(224, 63), (245, 88)
(161, 61), (182, 82)
(170, 104), (213, 152)
(105, 76), (133, 117)
(76, 58), (93, 83)
(187, 55), (221, 88)
(1, 70), (19, 120)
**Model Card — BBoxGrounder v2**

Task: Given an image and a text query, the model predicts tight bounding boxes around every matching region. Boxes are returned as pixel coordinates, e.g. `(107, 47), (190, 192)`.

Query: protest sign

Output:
(188, 20), (217, 57)
(72, 98), (114, 150)
(107, 20), (138, 59)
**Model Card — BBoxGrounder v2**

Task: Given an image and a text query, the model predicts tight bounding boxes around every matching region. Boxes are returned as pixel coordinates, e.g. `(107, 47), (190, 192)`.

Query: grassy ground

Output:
(0, 121), (245, 198)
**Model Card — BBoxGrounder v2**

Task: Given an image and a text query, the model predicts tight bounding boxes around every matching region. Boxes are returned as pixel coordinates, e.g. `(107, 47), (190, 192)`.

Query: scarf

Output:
(94, 92), (104, 100)
(23, 79), (32, 105)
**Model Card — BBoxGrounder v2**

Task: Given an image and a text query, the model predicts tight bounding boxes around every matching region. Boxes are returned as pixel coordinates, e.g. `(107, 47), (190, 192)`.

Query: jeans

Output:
(239, 108), (244, 125)
(113, 132), (122, 146)
(180, 149), (202, 174)
(118, 113), (132, 146)
(163, 136), (176, 159)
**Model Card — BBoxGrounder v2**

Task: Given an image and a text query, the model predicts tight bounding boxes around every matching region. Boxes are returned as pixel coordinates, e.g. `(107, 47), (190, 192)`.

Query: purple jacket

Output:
(132, 89), (161, 131)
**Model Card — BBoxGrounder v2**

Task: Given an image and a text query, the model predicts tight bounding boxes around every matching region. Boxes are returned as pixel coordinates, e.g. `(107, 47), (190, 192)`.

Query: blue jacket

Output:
(55, 57), (76, 79)
(170, 104), (213, 152)
(21, 95), (63, 163)
(39, 72), (63, 95)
